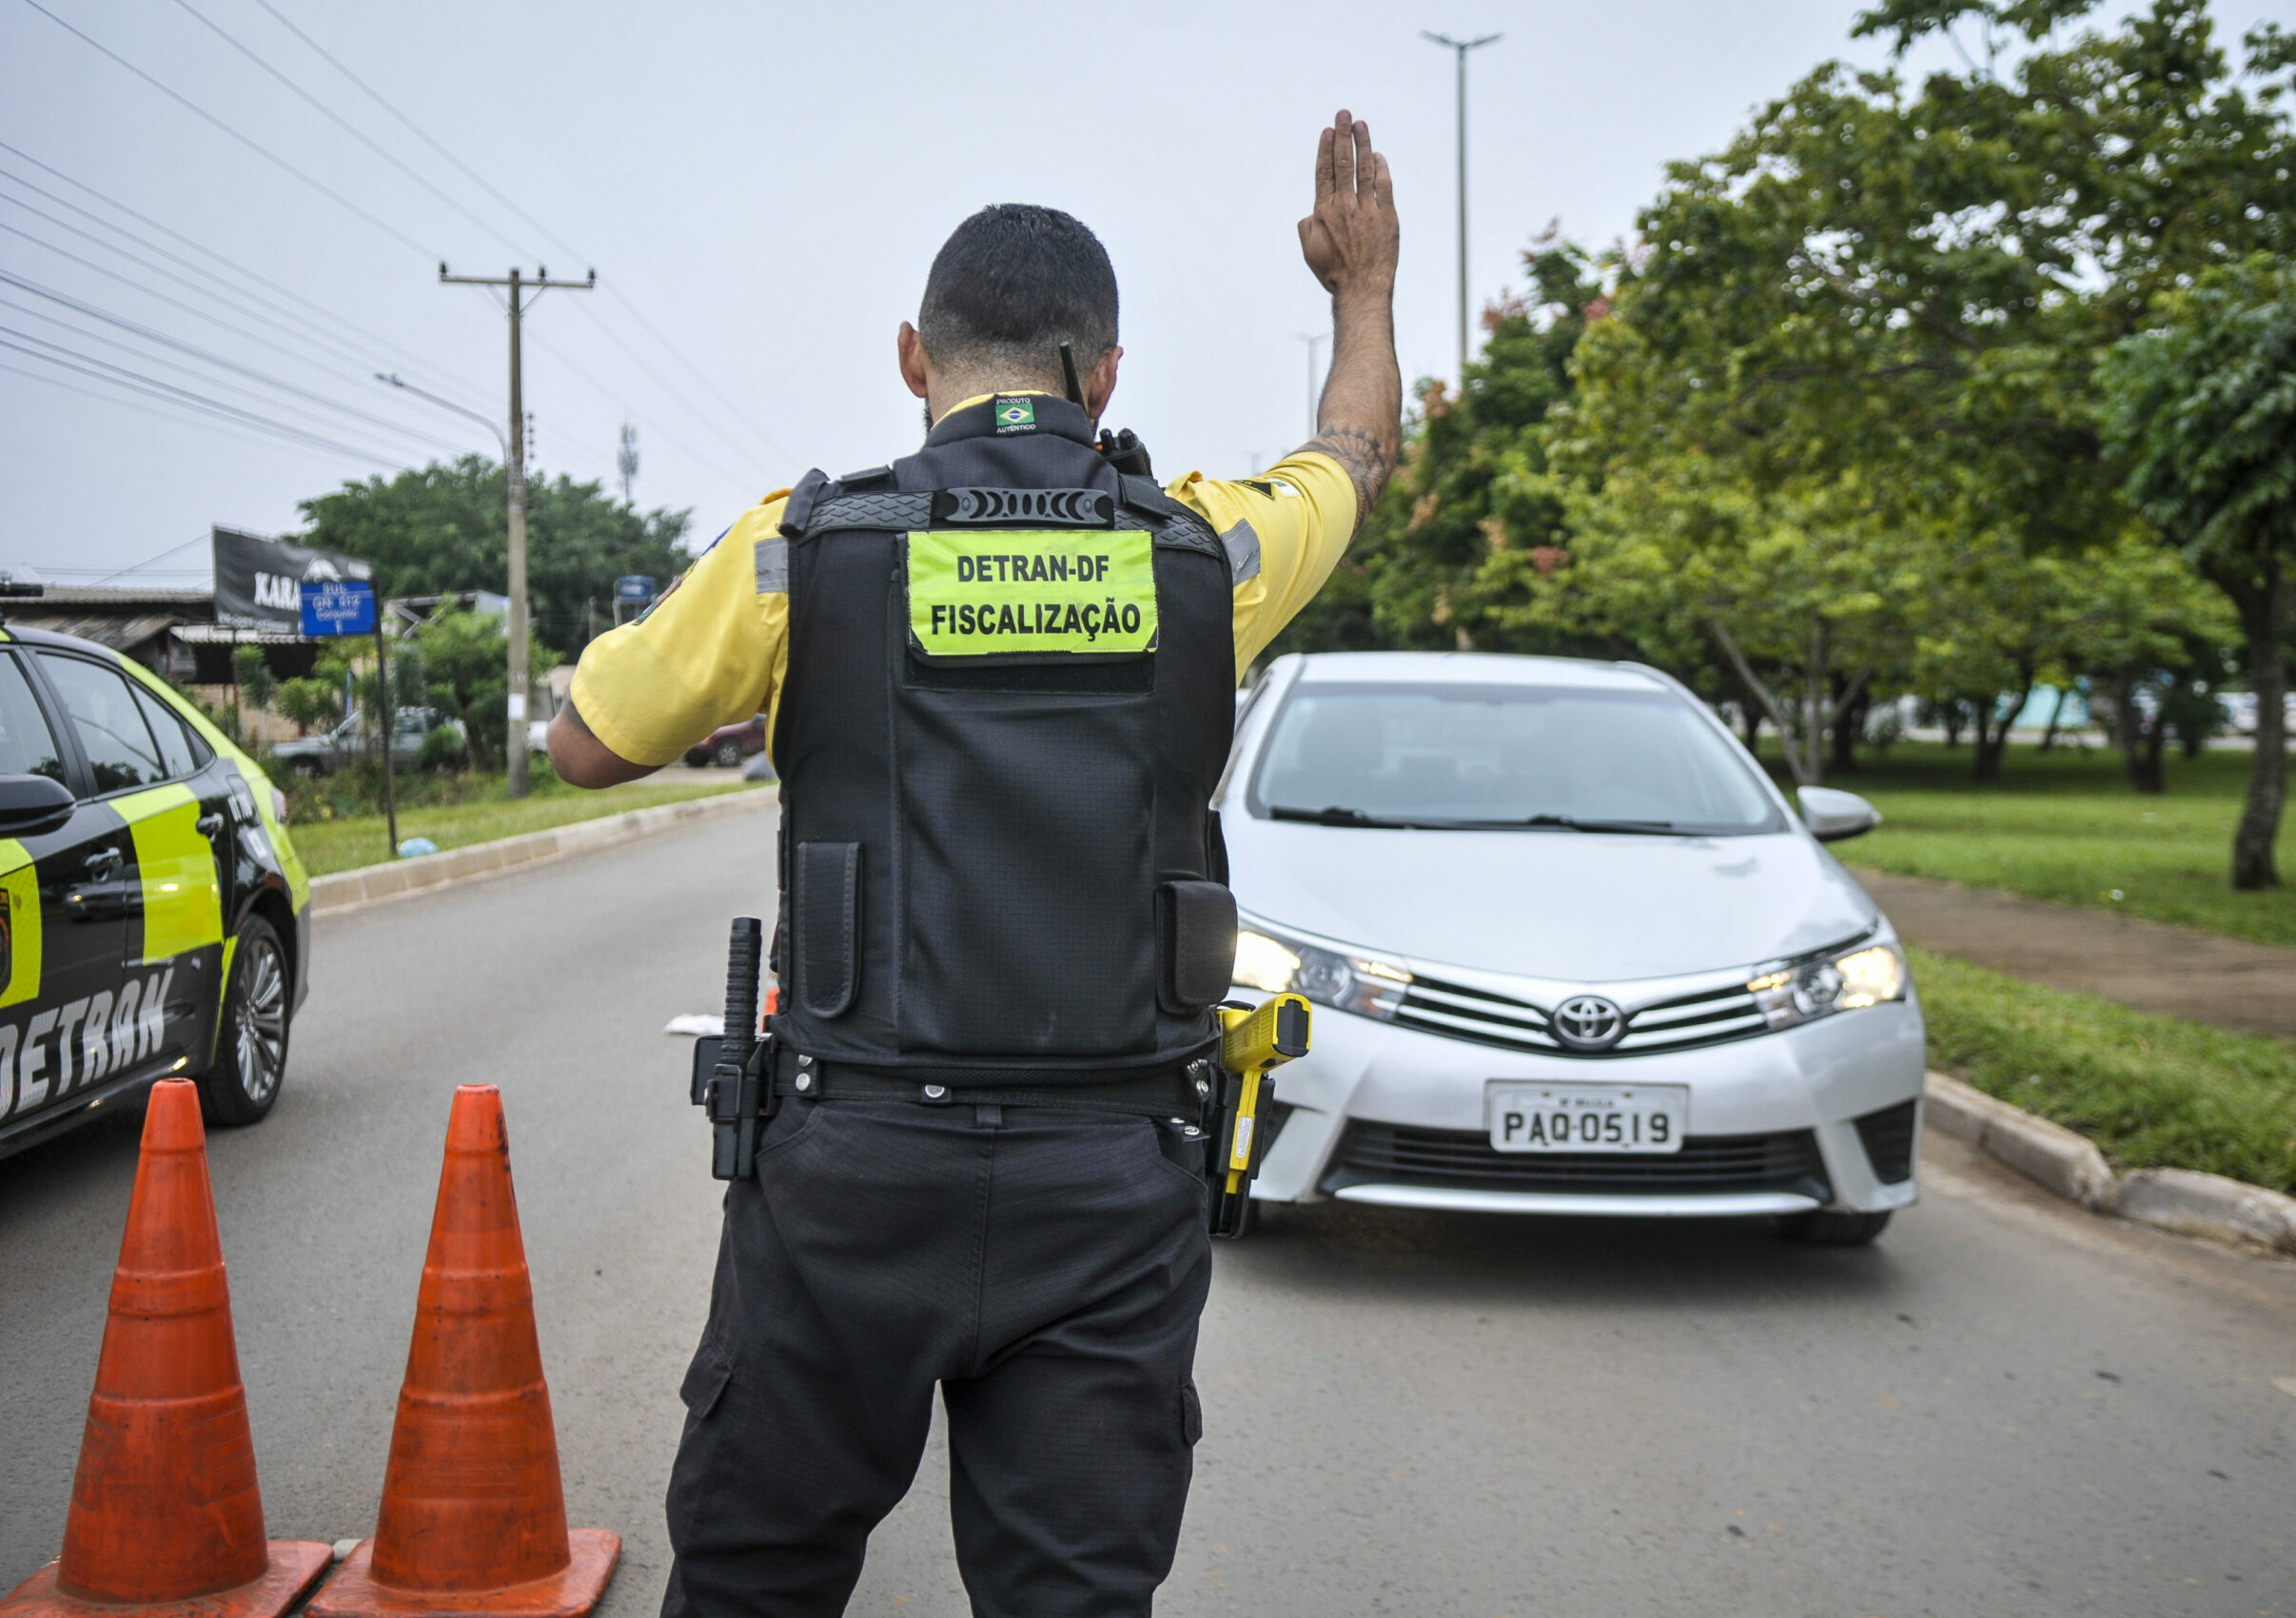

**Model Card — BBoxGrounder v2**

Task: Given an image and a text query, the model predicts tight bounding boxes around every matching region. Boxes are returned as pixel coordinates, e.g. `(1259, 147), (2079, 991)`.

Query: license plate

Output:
(1486, 1082), (1688, 1154)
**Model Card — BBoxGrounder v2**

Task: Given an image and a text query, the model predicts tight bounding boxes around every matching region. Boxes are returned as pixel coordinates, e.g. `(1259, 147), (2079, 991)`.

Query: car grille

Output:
(1394, 973), (1771, 1058)
(1321, 1122), (1831, 1201)
(1853, 1098), (1919, 1185)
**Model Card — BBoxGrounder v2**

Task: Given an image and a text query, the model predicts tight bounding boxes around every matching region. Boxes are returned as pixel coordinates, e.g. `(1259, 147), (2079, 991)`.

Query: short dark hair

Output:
(918, 205), (1119, 380)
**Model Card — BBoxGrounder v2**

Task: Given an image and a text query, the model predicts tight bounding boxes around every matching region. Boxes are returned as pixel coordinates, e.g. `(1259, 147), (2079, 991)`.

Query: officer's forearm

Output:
(1303, 286), (1400, 533)
(548, 701), (657, 788)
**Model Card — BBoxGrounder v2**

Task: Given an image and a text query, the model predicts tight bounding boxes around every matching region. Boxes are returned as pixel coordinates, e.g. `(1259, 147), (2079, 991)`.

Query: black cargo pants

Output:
(660, 1094), (1212, 1618)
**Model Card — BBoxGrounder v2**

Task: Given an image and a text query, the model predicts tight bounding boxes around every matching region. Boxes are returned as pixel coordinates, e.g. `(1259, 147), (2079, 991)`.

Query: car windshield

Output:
(1248, 681), (1781, 835)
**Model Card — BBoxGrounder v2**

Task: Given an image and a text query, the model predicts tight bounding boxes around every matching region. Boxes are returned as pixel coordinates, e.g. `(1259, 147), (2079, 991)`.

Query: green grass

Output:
(1777, 739), (2296, 948)
(278, 767), (760, 878)
(1912, 945), (2296, 1194)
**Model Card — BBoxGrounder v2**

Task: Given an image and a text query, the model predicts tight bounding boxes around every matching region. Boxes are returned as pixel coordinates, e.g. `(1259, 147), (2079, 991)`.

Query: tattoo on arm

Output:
(1300, 424), (1395, 533)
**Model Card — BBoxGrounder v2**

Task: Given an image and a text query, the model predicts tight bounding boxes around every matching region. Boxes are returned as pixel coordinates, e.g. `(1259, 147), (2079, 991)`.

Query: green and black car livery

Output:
(0, 622), (310, 1159)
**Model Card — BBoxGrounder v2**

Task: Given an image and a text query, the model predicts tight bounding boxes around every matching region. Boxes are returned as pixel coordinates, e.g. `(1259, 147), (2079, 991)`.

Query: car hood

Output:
(1226, 816), (1879, 983)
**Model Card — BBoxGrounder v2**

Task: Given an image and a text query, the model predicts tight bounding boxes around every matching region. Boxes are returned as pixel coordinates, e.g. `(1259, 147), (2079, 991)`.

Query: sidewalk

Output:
(1853, 867), (2296, 1039)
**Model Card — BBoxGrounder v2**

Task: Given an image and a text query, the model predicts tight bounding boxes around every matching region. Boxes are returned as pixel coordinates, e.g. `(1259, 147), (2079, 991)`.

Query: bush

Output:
(275, 676), (342, 735)
(417, 724), (465, 773)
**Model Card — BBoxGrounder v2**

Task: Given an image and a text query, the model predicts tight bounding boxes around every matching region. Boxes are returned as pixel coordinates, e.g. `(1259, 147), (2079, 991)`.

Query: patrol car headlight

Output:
(1233, 925), (1410, 1021)
(1748, 942), (1906, 1029)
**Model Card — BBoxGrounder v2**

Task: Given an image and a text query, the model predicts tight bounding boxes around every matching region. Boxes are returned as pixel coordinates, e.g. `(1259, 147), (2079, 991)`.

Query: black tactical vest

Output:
(768, 396), (1237, 1085)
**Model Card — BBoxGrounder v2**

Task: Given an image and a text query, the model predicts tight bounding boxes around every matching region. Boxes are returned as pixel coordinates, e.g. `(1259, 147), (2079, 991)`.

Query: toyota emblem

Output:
(1549, 995), (1626, 1051)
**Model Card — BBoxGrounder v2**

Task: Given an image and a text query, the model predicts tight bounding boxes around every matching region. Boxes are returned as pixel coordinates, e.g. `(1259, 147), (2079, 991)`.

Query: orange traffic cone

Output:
(0, 1079), (330, 1618)
(310, 1086), (618, 1618)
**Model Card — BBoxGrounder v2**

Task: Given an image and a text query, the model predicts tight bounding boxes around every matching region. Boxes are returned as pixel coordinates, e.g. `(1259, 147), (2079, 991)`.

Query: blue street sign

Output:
(614, 575), (656, 602)
(299, 578), (378, 637)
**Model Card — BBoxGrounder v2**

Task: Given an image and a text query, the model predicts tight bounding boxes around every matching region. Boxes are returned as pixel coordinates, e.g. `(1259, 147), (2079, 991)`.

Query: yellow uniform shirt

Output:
(570, 441), (1354, 770)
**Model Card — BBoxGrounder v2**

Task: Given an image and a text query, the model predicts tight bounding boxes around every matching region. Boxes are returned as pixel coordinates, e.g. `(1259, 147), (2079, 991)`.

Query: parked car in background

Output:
(1222, 652), (1925, 1244)
(270, 706), (459, 776)
(2221, 691), (2296, 736)
(0, 624), (311, 1158)
(685, 715), (767, 769)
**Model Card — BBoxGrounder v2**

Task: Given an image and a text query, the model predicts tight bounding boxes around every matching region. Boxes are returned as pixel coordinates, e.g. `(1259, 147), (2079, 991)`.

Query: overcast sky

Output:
(2, 0), (2280, 583)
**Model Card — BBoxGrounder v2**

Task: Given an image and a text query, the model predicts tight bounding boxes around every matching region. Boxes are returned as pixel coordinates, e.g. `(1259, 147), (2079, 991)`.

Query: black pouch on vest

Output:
(795, 840), (861, 1018)
(1157, 879), (1238, 1014)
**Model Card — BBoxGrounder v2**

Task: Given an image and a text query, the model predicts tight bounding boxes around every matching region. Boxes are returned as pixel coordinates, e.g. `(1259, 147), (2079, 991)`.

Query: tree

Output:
(230, 644), (276, 741)
(1559, 0), (2289, 781)
(274, 677), (340, 737)
(1267, 242), (1608, 662)
(296, 456), (693, 658)
(407, 602), (552, 767)
(2098, 255), (2296, 887)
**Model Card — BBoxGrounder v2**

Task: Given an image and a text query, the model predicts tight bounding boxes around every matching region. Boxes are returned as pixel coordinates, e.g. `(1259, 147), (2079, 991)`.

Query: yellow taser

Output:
(1214, 993), (1311, 1199)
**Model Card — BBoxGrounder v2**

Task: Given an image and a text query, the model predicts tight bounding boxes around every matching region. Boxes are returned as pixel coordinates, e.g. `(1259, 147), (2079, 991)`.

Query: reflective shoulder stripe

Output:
(755, 536), (789, 594)
(1220, 518), (1263, 586)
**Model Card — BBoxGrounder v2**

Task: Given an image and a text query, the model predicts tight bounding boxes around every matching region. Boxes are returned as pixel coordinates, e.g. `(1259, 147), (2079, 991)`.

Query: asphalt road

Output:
(5, 809), (2294, 1617)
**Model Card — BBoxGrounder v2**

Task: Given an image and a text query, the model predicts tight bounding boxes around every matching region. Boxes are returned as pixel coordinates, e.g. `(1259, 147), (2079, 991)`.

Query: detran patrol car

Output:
(0, 620), (309, 1159)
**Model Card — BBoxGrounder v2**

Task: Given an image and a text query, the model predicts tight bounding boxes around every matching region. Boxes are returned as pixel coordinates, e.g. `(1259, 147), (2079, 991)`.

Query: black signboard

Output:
(211, 526), (371, 631)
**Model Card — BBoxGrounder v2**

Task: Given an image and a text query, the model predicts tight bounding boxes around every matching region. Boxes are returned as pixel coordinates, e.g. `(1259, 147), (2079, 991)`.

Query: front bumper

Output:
(1249, 991), (1927, 1217)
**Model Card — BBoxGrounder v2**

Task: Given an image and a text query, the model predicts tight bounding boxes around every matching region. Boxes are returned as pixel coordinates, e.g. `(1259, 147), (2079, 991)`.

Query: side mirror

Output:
(1797, 785), (1882, 843)
(0, 773), (75, 838)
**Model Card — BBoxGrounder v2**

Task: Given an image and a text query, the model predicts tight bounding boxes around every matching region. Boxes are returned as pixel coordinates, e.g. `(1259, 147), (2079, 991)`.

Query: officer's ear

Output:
(1086, 345), (1121, 422)
(897, 322), (932, 400)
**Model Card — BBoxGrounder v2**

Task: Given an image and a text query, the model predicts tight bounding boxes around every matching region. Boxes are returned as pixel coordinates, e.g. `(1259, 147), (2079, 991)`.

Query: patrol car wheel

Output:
(713, 739), (744, 769)
(200, 916), (290, 1128)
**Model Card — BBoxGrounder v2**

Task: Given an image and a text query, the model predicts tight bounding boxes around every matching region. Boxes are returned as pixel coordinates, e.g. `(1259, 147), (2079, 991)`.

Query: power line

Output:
(0, 252), (467, 451)
(0, 186), (440, 385)
(598, 286), (800, 466)
(0, 359), (362, 465)
(0, 334), (403, 462)
(523, 324), (760, 495)
(88, 533), (211, 586)
(0, 292), (469, 456)
(0, 139), (496, 408)
(11, 0), (435, 260)
(167, 0), (538, 263)
(249, 0), (579, 258)
(245, 0), (796, 466)
(567, 298), (787, 479)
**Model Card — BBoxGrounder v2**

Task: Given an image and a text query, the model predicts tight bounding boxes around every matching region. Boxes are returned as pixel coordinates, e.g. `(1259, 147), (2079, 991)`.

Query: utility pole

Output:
(1423, 30), (1501, 383)
(1295, 332), (1327, 439)
(438, 263), (595, 798)
(618, 423), (639, 504)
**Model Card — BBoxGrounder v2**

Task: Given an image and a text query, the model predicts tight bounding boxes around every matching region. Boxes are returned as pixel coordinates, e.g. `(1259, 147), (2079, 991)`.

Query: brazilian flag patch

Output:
(908, 528), (1158, 660)
(992, 395), (1037, 436)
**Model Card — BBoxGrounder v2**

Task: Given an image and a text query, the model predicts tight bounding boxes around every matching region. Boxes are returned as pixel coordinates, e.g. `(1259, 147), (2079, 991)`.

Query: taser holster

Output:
(693, 916), (776, 1180)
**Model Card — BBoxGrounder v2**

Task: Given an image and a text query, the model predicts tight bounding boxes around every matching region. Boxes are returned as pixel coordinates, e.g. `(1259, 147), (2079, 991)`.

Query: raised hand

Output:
(1298, 110), (1400, 298)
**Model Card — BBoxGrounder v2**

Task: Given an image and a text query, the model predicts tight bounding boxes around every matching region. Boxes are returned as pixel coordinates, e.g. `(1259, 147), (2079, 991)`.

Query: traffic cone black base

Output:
(0, 1541), (332, 1618)
(307, 1529), (617, 1618)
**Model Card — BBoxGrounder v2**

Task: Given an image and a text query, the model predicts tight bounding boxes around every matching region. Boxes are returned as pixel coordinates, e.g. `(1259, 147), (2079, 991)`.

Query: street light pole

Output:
(1423, 30), (1501, 384)
(1295, 331), (1327, 440)
(437, 264), (595, 799)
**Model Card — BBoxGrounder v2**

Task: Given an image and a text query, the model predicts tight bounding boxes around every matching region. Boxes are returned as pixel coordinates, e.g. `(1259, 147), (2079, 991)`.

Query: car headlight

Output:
(1747, 942), (1906, 1029)
(1233, 924), (1411, 1020)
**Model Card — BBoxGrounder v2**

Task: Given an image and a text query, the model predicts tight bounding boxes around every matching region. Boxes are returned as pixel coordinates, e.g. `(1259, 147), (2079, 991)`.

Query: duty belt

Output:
(771, 1048), (1208, 1122)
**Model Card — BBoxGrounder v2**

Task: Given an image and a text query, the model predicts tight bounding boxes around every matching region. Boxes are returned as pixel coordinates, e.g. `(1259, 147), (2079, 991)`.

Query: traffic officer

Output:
(550, 109), (1400, 1618)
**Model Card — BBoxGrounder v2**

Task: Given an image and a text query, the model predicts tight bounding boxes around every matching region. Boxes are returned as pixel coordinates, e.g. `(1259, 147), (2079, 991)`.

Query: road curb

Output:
(1925, 1071), (2296, 1253)
(2116, 1166), (2296, 1254)
(305, 788), (773, 916)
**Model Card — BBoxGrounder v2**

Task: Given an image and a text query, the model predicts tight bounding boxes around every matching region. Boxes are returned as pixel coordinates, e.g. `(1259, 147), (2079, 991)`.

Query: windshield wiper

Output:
(1266, 803), (1412, 827)
(1519, 814), (1682, 835)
